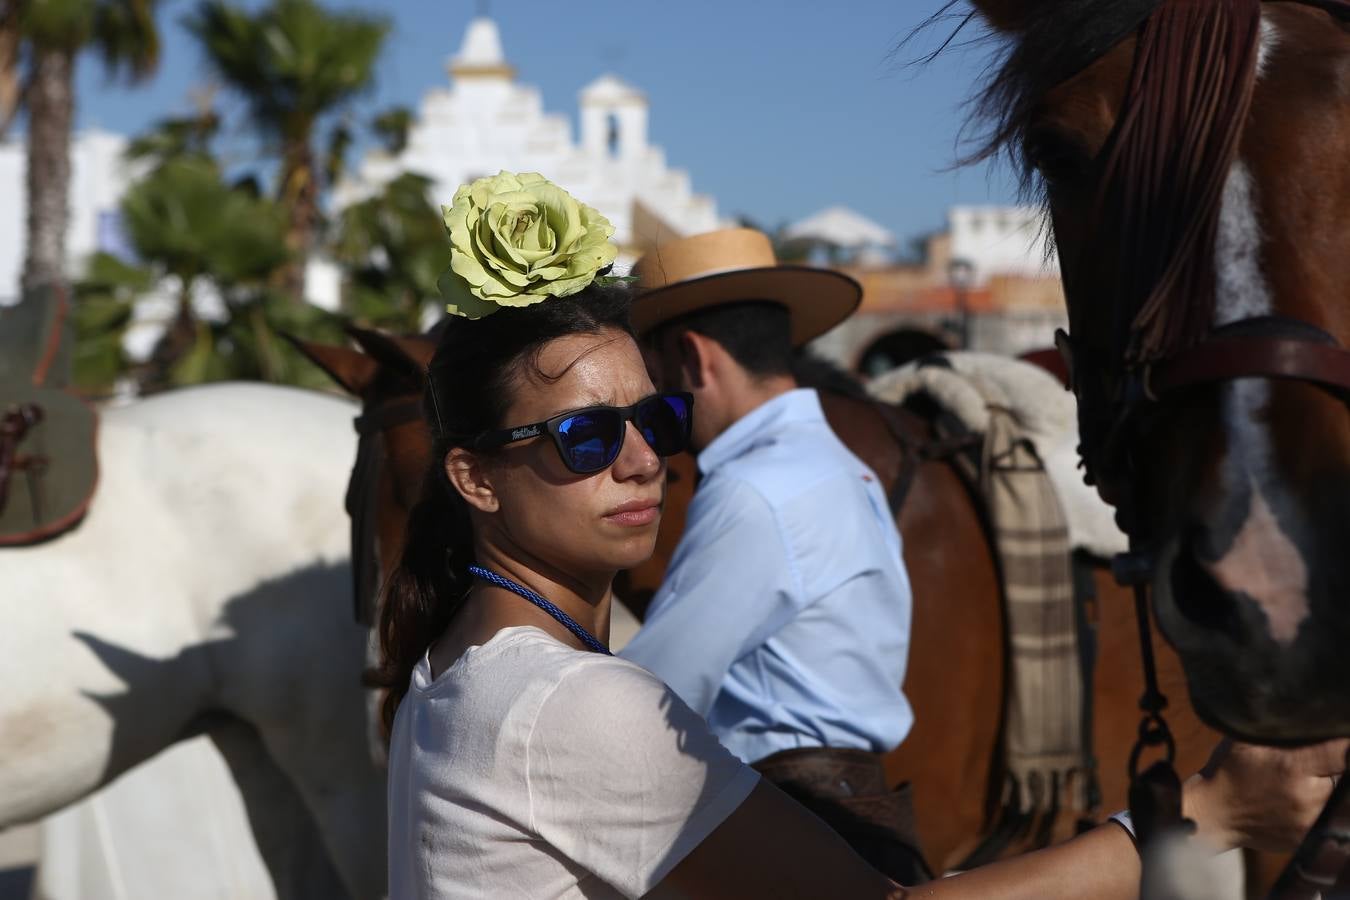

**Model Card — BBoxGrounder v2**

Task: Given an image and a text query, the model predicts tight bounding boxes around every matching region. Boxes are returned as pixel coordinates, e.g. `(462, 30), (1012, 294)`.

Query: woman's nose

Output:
(614, 421), (661, 480)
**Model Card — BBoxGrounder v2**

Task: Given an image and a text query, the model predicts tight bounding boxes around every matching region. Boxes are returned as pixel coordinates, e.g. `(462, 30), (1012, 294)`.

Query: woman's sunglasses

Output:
(474, 392), (695, 475)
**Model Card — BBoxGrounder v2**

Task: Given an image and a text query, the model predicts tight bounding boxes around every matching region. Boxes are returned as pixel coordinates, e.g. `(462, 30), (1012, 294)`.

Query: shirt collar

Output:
(696, 388), (826, 475)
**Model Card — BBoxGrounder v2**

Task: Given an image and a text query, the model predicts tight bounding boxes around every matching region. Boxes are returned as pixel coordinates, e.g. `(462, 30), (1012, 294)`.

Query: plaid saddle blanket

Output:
(869, 352), (1094, 814)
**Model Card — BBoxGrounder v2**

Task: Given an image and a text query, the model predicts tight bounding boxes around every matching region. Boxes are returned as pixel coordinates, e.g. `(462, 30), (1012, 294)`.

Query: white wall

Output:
(0, 129), (133, 304)
(0, 136), (24, 304)
(948, 206), (1058, 286)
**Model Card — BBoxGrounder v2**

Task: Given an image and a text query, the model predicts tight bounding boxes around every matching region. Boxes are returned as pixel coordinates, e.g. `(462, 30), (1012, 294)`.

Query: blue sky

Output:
(70, 0), (1020, 247)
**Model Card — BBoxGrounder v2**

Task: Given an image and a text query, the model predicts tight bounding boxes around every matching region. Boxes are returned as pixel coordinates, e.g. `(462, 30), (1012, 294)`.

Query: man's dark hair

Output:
(654, 301), (793, 377)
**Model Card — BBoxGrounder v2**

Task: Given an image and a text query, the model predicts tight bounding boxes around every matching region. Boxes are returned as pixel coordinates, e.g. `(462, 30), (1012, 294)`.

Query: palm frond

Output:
(184, 0), (389, 139)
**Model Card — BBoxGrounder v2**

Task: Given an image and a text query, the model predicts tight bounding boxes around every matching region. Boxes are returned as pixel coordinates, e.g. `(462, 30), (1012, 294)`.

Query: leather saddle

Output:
(0, 285), (99, 546)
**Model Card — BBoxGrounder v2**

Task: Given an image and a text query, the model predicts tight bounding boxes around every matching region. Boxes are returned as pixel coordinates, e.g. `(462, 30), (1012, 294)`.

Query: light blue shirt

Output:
(621, 388), (914, 764)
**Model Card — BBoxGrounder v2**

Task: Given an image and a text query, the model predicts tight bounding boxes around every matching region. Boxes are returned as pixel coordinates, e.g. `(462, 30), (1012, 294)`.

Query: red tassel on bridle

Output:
(1091, 0), (1262, 364)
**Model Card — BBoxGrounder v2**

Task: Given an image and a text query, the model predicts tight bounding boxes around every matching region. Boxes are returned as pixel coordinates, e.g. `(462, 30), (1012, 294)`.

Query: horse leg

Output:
(213, 561), (387, 900)
(211, 717), (354, 900)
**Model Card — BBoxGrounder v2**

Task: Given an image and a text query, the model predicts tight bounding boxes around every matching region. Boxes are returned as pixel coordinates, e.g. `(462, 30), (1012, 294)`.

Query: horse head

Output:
(966, 0), (1350, 742)
(290, 326), (436, 620)
(289, 327), (436, 759)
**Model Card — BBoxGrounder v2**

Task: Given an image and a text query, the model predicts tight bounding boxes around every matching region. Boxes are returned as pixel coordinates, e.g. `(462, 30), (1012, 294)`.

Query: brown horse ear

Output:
(345, 325), (434, 381)
(386, 334), (436, 370)
(282, 333), (380, 396)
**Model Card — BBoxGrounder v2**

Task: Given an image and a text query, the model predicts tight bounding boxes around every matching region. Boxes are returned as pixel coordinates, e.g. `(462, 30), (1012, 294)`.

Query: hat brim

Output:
(630, 266), (862, 347)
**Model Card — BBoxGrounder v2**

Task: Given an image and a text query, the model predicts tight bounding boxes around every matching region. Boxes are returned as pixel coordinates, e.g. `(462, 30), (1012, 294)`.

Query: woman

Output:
(378, 172), (1344, 899)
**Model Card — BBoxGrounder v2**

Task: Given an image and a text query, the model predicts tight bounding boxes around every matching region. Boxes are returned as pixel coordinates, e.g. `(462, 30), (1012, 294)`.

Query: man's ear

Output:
(678, 330), (712, 391)
(445, 447), (499, 514)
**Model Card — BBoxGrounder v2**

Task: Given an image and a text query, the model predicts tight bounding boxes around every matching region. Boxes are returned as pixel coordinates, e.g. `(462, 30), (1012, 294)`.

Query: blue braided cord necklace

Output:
(467, 565), (611, 655)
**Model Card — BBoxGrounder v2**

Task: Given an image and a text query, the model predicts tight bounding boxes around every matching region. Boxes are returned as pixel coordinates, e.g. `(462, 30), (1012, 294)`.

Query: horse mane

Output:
(953, 0), (1160, 182)
(955, 0), (1261, 362)
(790, 352), (871, 402)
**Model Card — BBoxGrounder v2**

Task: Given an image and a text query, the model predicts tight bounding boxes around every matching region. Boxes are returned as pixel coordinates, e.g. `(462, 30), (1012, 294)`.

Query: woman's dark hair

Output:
(369, 283), (633, 733)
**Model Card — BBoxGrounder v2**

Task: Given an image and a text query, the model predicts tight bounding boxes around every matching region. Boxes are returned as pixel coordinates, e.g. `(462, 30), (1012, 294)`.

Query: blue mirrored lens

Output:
(635, 394), (691, 456)
(556, 411), (622, 472)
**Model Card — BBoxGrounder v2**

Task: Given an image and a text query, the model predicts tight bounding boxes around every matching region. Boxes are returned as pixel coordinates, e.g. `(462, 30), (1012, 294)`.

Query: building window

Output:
(606, 112), (620, 158)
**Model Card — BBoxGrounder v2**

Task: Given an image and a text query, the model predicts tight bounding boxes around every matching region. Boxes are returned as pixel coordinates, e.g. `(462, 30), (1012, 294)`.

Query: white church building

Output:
(0, 14), (723, 309)
(331, 16), (723, 266)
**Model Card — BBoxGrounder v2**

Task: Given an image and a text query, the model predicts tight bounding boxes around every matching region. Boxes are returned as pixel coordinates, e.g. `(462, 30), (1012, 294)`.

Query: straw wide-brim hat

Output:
(630, 228), (862, 346)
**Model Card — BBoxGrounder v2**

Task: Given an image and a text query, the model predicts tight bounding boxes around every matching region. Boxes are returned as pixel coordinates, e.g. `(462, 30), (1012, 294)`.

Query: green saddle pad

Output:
(0, 288), (100, 545)
(0, 387), (98, 545)
(0, 285), (73, 387)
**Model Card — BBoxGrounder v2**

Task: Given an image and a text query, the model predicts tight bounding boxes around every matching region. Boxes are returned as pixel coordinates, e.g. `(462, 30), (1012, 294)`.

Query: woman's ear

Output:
(445, 447), (499, 514)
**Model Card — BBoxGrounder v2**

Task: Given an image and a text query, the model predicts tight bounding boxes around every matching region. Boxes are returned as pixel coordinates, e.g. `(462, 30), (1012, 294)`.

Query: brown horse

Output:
(294, 328), (1232, 877)
(957, 0), (1350, 748)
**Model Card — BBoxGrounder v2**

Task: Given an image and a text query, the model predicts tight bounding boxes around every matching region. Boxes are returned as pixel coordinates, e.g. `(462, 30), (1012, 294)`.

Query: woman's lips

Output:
(604, 499), (661, 527)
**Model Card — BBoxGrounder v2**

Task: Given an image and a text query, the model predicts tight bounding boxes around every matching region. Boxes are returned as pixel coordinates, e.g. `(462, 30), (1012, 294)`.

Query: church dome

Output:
(580, 74), (647, 107)
(450, 17), (515, 79)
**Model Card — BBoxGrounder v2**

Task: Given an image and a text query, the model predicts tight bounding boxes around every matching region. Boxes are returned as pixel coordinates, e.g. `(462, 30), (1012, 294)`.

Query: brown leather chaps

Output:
(753, 747), (932, 886)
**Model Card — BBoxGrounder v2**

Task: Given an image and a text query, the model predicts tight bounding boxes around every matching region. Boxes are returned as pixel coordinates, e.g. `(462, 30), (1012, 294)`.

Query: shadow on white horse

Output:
(0, 383), (385, 899)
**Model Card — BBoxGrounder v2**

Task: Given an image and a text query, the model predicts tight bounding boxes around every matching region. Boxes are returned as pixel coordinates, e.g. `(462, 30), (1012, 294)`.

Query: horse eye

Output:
(1023, 129), (1091, 184)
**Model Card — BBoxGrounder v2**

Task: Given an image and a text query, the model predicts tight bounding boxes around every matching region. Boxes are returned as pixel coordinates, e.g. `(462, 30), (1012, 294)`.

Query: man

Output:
(620, 228), (925, 883)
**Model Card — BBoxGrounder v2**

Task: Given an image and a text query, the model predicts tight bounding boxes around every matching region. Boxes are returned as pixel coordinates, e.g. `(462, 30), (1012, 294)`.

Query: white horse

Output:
(0, 382), (385, 900)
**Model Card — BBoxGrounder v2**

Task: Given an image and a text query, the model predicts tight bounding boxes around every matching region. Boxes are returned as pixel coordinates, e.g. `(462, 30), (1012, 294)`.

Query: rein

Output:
(1050, 0), (1350, 893)
(347, 394), (424, 626)
(0, 404), (46, 517)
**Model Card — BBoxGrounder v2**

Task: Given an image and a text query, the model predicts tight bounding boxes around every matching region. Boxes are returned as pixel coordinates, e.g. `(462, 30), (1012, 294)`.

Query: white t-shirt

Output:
(387, 625), (760, 899)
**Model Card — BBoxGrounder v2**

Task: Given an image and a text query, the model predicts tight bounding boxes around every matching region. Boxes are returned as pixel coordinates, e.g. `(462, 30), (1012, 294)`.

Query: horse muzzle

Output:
(1149, 531), (1350, 744)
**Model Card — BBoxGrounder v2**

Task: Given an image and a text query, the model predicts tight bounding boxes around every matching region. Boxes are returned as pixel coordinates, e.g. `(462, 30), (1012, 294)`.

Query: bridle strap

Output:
(1269, 769), (1350, 900)
(347, 394), (426, 625)
(1109, 550), (1188, 847)
(0, 404), (44, 514)
(354, 396), (424, 437)
(1147, 335), (1350, 402)
(1288, 0), (1350, 20)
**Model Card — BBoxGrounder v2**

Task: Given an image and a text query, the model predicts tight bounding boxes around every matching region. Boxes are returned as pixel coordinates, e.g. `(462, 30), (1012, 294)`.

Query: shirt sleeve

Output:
(618, 477), (801, 717)
(526, 658), (760, 898)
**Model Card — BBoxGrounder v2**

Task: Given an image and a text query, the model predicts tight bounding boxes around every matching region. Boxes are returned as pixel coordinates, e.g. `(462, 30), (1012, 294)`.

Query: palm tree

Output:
(184, 0), (388, 301)
(333, 171), (448, 333)
(372, 105), (412, 156)
(18, 0), (162, 293)
(124, 108), (220, 168)
(124, 156), (292, 382)
(74, 154), (295, 390)
(75, 135), (348, 394)
(71, 249), (150, 390)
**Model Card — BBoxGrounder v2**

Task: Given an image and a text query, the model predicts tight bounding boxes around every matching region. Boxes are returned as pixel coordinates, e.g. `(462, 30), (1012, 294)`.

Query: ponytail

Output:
(368, 458), (476, 735)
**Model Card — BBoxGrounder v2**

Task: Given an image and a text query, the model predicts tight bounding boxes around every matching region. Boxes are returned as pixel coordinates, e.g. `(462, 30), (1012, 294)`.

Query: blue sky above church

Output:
(64, 0), (1020, 245)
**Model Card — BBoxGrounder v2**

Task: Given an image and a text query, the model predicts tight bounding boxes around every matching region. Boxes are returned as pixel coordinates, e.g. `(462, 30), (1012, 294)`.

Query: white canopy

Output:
(784, 206), (895, 248)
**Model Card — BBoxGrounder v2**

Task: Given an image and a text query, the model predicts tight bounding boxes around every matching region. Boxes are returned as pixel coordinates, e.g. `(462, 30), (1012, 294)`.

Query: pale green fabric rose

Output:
(438, 171), (619, 319)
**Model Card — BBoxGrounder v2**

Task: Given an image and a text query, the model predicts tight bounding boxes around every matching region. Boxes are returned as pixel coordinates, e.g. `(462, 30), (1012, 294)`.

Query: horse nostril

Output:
(1169, 531), (1241, 633)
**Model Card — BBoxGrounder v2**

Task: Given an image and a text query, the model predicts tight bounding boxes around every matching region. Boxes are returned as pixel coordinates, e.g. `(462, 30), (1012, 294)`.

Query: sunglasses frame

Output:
(473, 391), (695, 474)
